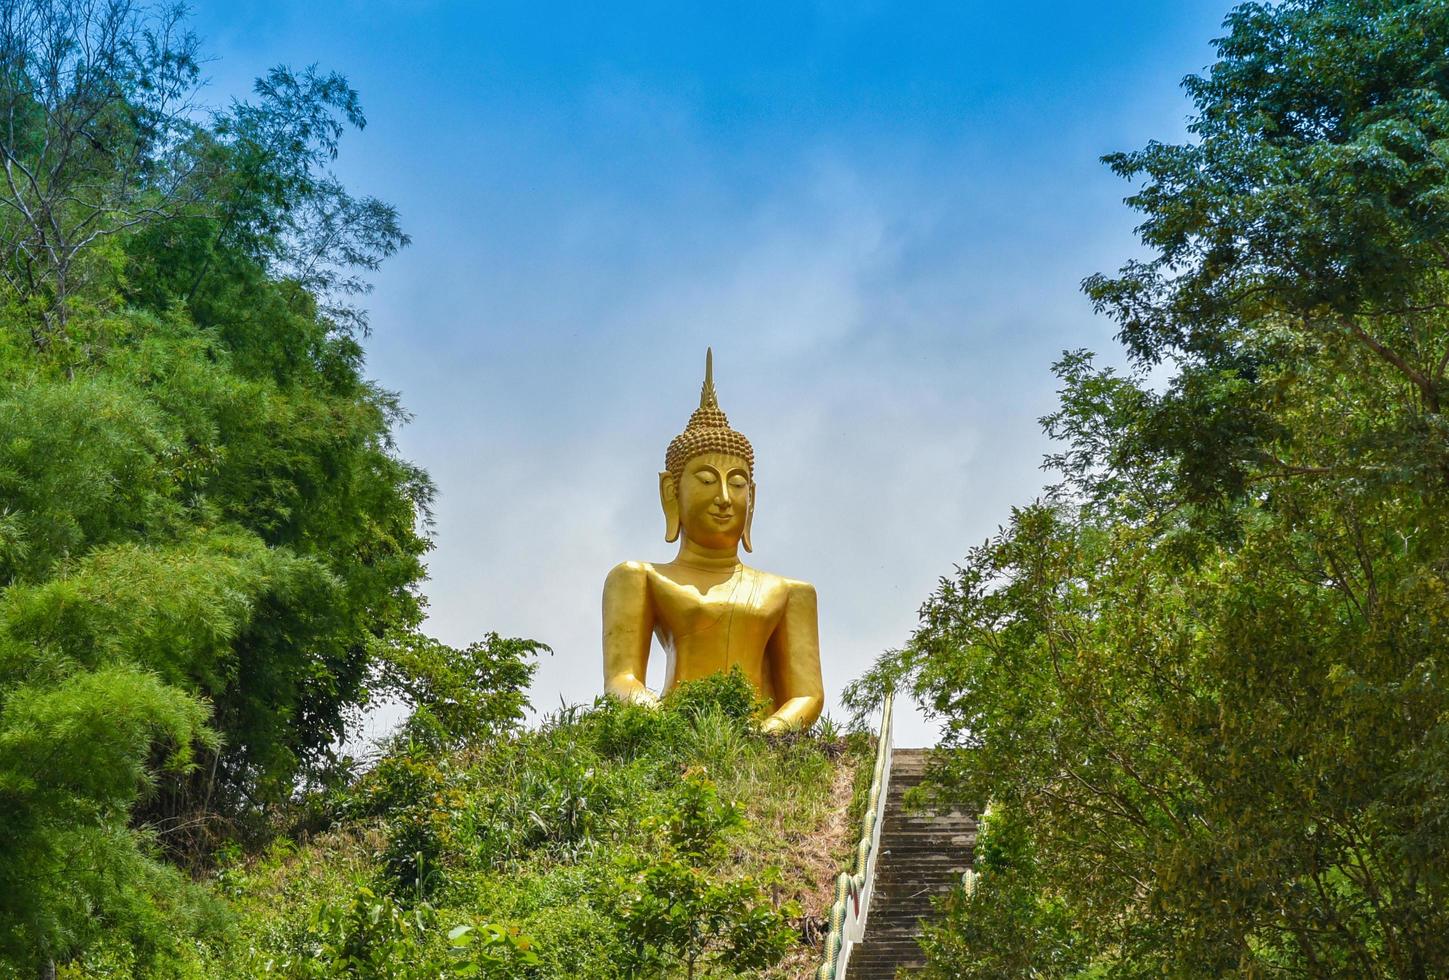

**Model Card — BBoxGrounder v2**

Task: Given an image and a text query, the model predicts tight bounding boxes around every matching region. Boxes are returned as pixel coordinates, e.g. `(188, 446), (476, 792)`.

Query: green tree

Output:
(0, 1), (437, 973)
(850, 1), (1449, 975)
(913, 806), (1087, 980)
(0, 0), (203, 339)
(377, 632), (548, 753)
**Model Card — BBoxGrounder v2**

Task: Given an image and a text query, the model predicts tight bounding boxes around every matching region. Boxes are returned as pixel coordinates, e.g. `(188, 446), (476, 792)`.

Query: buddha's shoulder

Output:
(605, 560), (655, 587)
(740, 565), (817, 597)
(606, 559), (701, 587)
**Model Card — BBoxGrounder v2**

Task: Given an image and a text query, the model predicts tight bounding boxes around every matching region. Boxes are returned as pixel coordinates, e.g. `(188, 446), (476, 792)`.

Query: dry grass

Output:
(763, 746), (865, 980)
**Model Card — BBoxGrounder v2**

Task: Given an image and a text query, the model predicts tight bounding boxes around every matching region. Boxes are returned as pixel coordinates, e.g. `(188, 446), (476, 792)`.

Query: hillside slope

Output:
(68, 673), (869, 979)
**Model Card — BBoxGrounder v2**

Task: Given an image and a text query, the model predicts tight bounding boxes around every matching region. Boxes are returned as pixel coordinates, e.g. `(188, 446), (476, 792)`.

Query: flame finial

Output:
(700, 347), (717, 409)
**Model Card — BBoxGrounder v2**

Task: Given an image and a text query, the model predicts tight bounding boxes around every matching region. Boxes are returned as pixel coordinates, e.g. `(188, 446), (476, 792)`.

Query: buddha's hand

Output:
(629, 688), (662, 710)
(758, 715), (793, 736)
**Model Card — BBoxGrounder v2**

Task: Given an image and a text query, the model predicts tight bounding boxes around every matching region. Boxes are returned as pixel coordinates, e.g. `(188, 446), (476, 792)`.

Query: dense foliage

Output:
(0, 2), (433, 974)
(612, 769), (800, 979)
(78, 670), (856, 980)
(850, 1), (1449, 976)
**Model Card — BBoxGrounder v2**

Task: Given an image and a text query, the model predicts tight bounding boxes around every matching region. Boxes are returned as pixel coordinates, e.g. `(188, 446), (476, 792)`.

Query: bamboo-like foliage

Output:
(0, 3), (432, 974)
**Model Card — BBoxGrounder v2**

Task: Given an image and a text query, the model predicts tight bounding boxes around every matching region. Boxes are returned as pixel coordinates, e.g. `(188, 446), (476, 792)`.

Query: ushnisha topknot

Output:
(665, 348), (755, 479)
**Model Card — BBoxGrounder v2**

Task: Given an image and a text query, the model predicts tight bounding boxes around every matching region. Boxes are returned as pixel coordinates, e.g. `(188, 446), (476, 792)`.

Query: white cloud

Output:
(362, 140), (1114, 746)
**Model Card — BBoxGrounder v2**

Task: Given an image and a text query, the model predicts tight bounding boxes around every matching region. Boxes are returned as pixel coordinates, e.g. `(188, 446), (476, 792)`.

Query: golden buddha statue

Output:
(603, 349), (824, 733)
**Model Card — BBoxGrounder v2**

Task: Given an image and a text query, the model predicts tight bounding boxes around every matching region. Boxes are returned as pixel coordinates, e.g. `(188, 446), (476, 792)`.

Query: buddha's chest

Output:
(646, 570), (786, 648)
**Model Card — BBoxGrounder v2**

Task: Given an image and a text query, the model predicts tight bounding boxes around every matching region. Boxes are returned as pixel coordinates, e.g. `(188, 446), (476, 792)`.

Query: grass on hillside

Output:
(67, 671), (873, 979)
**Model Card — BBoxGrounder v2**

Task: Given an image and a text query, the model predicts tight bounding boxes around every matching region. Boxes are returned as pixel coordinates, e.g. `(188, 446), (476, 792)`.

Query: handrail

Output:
(815, 691), (894, 979)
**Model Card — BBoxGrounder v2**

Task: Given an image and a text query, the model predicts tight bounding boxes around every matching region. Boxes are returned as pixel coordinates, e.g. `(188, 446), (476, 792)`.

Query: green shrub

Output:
(662, 666), (767, 727)
(267, 885), (539, 979)
(186, 684), (863, 978)
(351, 753), (453, 818)
(589, 696), (688, 761)
(611, 770), (798, 979)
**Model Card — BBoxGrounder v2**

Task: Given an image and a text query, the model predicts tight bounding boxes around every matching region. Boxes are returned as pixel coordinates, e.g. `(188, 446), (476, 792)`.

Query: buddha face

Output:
(661, 452), (754, 552)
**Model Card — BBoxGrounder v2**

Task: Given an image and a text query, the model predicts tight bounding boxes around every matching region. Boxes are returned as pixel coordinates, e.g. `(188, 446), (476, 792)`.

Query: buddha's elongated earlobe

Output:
(659, 471), (681, 543)
(742, 483), (755, 553)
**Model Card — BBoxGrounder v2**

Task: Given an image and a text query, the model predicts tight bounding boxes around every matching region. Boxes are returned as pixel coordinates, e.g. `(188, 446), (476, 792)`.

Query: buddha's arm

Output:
(762, 581), (825, 732)
(603, 561), (659, 706)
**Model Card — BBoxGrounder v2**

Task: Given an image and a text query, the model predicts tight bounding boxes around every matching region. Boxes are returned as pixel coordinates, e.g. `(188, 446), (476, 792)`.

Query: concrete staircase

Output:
(845, 749), (977, 979)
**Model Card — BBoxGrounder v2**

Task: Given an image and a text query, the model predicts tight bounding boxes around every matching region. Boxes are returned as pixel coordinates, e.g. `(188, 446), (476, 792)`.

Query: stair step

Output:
(849, 748), (976, 978)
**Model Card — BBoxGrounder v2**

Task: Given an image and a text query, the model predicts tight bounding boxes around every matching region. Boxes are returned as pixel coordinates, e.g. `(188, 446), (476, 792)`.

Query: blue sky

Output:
(193, 1), (1229, 745)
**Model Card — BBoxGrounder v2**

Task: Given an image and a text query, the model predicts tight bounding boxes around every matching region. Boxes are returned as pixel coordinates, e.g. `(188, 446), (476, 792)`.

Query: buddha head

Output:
(660, 349), (755, 553)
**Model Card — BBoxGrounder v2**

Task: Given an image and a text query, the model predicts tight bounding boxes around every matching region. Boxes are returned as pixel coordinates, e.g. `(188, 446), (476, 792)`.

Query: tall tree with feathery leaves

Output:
(850, 1), (1449, 975)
